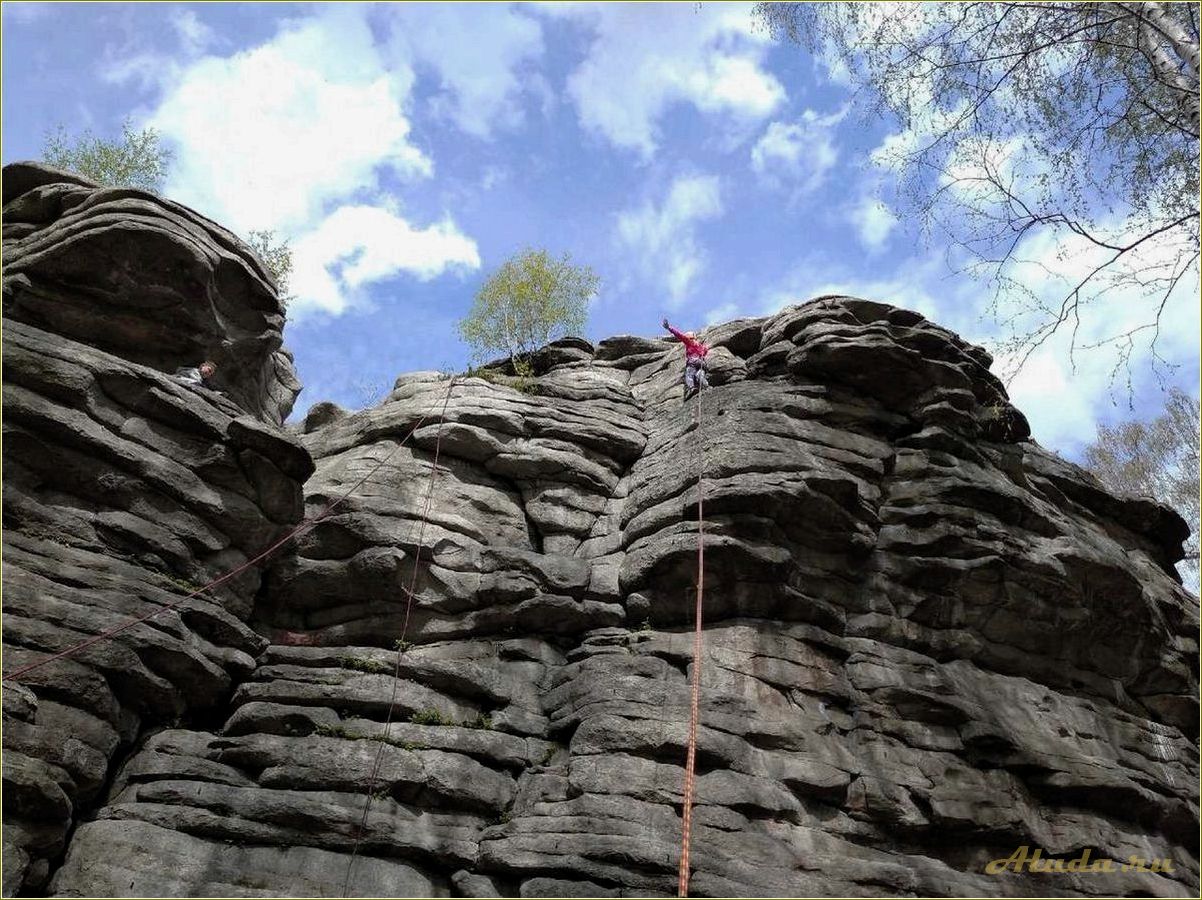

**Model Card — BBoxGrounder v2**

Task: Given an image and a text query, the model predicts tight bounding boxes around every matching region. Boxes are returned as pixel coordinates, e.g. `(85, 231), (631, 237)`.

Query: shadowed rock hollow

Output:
(2, 162), (300, 425)
(2, 163), (1198, 898)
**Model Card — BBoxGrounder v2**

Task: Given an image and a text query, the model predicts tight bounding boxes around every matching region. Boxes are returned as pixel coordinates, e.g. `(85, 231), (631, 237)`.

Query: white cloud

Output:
(867, 77), (968, 176)
(137, 5), (487, 319)
(291, 205), (480, 315)
(616, 174), (724, 307)
(989, 217), (1201, 376)
(849, 196), (897, 251)
(171, 9), (215, 57)
(705, 301), (740, 325)
(383, 4), (546, 138)
(542, 2), (784, 157)
(479, 165), (509, 191)
(996, 285), (1199, 457)
(814, 37), (852, 88)
(149, 8), (429, 236)
(751, 107), (846, 194)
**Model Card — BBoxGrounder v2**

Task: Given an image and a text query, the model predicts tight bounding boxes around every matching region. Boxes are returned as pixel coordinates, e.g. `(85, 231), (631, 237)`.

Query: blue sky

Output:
(3, 1), (1198, 458)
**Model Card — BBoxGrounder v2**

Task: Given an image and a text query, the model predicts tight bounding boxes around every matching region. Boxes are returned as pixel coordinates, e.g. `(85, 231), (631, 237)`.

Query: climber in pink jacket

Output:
(662, 318), (709, 399)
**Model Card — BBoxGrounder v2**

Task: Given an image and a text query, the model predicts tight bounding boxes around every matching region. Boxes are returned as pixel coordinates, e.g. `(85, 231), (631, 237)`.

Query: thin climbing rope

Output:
(342, 378), (455, 897)
(3, 380), (457, 683)
(677, 387), (706, 898)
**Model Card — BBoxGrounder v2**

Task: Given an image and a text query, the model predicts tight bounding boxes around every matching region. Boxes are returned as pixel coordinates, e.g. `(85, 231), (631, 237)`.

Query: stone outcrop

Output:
(2, 164), (1197, 897)
(2, 162), (300, 424)
(1, 165), (313, 895)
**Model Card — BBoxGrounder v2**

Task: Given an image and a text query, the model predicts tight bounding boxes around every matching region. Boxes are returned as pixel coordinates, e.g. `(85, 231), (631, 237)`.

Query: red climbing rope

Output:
(342, 378), (455, 897)
(678, 389), (706, 898)
(3, 379), (458, 683)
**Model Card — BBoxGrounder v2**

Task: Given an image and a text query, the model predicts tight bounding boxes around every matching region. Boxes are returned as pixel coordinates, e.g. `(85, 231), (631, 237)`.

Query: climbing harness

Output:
(3, 378), (458, 683)
(342, 379), (454, 896)
(677, 388), (706, 898)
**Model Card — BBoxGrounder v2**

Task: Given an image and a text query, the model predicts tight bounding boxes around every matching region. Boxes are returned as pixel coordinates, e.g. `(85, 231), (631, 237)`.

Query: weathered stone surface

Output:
(3, 183), (1195, 900)
(49, 819), (445, 897)
(2, 313), (311, 893)
(301, 400), (347, 433)
(2, 161), (299, 424)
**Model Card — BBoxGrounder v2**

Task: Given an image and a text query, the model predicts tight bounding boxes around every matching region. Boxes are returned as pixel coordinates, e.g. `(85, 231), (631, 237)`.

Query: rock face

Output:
(3, 172), (1197, 898)
(2, 162), (301, 424)
(1, 164), (313, 895)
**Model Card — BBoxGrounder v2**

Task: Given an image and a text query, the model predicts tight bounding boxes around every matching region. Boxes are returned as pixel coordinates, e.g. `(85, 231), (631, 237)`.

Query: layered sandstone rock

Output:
(1, 164), (313, 895)
(2, 162), (300, 424)
(43, 302), (1199, 897)
(2, 163), (1196, 897)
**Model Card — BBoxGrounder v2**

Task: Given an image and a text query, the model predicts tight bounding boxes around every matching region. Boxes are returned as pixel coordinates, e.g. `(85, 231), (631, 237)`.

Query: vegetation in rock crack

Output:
(394, 638), (414, 653)
(245, 229), (295, 307)
(510, 357), (543, 395)
(410, 707), (451, 726)
(154, 571), (205, 595)
(981, 401), (1008, 422)
(754, 2), (1200, 383)
(341, 655), (393, 675)
(1083, 387), (1200, 587)
(461, 713), (493, 730)
(462, 364), (500, 384)
(458, 247), (598, 371)
(42, 119), (173, 191)
(11, 522), (75, 549)
(315, 723), (352, 738)
(315, 722), (425, 752)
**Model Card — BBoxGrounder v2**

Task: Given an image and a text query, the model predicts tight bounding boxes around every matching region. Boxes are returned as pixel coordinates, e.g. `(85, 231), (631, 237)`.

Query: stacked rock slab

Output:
(1, 165), (314, 894)
(43, 297), (1199, 892)
(2, 162), (301, 425)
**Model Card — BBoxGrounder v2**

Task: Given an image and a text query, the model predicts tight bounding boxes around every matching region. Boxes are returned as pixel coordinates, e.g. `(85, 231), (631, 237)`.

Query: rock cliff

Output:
(3, 162), (1198, 898)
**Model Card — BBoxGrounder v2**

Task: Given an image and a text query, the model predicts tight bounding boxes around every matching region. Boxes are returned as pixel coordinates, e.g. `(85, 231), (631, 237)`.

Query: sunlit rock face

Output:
(2, 167), (1195, 898)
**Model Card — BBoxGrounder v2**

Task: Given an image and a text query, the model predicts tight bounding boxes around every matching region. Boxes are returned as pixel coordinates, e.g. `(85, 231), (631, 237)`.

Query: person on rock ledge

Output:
(662, 317), (709, 400)
(173, 360), (219, 391)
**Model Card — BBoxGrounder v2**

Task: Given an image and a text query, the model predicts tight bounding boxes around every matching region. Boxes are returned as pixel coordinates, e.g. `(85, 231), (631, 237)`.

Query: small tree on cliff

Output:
(459, 248), (598, 372)
(42, 118), (173, 191)
(245, 229), (295, 306)
(1083, 388), (1201, 588)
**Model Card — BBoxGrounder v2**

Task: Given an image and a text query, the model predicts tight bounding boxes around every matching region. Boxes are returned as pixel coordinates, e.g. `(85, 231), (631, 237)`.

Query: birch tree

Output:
(755, 2), (1200, 379)
(458, 249), (597, 371)
(1084, 388), (1200, 587)
(42, 118), (173, 191)
(245, 229), (295, 307)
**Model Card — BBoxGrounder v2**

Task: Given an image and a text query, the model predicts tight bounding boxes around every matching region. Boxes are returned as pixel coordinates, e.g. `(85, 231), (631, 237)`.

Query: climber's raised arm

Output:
(662, 319), (709, 400)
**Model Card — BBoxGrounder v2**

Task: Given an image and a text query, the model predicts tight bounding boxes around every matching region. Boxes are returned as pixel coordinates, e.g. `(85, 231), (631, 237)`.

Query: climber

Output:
(173, 360), (218, 390)
(662, 318), (709, 400)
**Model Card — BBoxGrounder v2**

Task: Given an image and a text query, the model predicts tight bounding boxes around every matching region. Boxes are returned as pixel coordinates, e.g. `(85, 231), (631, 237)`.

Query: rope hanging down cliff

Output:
(342, 380), (455, 897)
(3, 377), (459, 683)
(677, 388), (707, 898)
